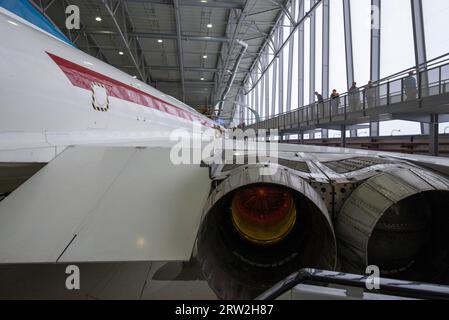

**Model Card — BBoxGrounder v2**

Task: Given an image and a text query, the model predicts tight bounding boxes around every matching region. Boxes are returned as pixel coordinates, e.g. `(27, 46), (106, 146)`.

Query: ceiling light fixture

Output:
(207, 23), (213, 28)
(203, 55), (208, 59)
(158, 39), (163, 43)
(95, 17), (102, 22)
(118, 51), (124, 55)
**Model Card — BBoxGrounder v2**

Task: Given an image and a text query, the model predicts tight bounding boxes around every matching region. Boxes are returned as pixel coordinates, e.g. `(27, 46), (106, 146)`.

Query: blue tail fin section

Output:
(0, 0), (73, 46)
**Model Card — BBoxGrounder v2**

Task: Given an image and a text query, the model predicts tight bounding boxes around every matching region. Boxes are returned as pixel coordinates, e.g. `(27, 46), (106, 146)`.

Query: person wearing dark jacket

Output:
(404, 71), (417, 100)
(315, 91), (324, 103)
(314, 91), (324, 119)
(365, 80), (376, 108)
(349, 81), (360, 110)
(330, 89), (340, 115)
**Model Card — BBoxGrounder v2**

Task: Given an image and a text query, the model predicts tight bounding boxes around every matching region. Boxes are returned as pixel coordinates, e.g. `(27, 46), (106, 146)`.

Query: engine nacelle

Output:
(336, 167), (449, 284)
(197, 165), (337, 299)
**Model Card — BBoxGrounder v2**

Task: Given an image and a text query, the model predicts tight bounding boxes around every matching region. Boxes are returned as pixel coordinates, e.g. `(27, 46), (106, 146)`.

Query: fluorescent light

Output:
(201, 0), (208, 3)
(95, 17), (102, 22)
(201, 77), (205, 81)
(118, 51), (124, 55)
(207, 23), (213, 28)
(203, 55), (208, 59)
(158, 39), (163, 43)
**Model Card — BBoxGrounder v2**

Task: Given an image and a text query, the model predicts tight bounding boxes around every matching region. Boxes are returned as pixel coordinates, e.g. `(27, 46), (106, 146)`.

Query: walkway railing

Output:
(248, 53), (449, 131)
(256, 269), (449, 300)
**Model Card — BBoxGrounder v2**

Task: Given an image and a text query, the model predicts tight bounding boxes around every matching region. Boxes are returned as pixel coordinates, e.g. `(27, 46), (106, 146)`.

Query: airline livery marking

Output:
(47, 52), (215, 128)
(91, 82), (109, 112)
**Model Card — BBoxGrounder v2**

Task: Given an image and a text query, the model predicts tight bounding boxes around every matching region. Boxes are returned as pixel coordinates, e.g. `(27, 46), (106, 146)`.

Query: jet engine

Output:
(197, 165), (337, 299)
(336, 167), (449, 284)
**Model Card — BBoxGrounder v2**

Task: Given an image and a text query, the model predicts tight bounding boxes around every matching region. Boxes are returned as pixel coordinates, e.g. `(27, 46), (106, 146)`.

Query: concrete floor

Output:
(0, 261), (216, 300)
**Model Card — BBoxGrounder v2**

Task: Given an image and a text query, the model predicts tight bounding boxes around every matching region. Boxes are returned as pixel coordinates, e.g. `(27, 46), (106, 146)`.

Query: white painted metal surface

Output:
(0, 147), (210, 263)
(0, 8), (220, 164)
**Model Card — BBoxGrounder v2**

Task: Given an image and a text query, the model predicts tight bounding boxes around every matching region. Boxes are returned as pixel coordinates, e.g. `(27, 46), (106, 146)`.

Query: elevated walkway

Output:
(286, 134), (449, 157)
(248, 56), (449, 155)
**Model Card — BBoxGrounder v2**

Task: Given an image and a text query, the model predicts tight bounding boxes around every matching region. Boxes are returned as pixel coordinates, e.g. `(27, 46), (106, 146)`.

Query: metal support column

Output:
(322, 0), (330, 98)
(309, 0), (317, 103)
(173, 0), (186, 101)
(411, 0), (428, 98)
(279, 28), (284, 114)
(272, 55), (278, 116)
(343, 0), (354, 88)
(255, 82), (259, 121)
(370, 0), (381, 137)
(341, 125), (347, 148)
(429, 114), (439, 156)
(411, 0), (427, 68)
(287, 2), (298, 112)
(265, 52), (270, 118)
(297, 0), (305, 109)
(421, 123), (430, 135)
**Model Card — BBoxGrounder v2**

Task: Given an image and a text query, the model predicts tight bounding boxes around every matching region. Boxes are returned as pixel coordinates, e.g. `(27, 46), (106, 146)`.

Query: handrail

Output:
(256, 269), (449, 300)
(248, 57), (449, 125)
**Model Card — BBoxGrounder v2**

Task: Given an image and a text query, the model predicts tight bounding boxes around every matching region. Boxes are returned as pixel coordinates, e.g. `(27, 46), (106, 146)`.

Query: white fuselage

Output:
(0, 8), (220, 163)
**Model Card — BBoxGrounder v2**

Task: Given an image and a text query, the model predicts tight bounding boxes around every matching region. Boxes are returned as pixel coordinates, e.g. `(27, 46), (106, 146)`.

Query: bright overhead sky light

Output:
(207, 23), (213, 28)
(95, 17), (102, 22)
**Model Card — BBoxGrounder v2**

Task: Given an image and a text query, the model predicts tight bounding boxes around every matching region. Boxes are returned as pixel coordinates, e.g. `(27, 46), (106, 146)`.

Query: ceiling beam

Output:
(54, 0), (110, 63)
(151, 66), (220, 72)
(173, 0), (185, 102)
(77, 30), (230, 43)
(121, 0), (154, 83)
(154, 81), (216, 86)
(214, 0), (256, 108)
(121, 0), (245, 9)
(102, 0), (148, 81)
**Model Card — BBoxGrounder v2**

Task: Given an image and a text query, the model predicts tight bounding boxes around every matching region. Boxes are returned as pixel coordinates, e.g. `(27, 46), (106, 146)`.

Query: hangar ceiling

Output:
(32, 0), (289, 123)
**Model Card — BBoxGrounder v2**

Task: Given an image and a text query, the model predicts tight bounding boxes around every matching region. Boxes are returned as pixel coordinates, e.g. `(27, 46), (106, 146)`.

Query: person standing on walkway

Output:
(315, 91), (324, 119)
(404, 71), (417, 101)
(349, 81), (360, 111)
(315, 91), (324, 103)
(365, 80), (376, 108)
(330, 89), (340, 115)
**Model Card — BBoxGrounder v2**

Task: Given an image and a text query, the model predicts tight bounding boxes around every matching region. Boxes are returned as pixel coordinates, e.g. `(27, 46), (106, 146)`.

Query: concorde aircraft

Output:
(1, 0), (449, 300)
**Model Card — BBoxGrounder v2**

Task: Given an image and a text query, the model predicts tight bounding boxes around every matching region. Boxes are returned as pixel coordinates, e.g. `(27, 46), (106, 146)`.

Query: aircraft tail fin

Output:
(0, 0), (73, 46)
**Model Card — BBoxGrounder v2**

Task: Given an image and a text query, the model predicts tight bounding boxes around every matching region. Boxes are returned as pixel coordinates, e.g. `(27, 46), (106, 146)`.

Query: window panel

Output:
(423, 0), (449, 60)
(315, 3), (323, 95)
(329, 0), (347, 94)
(350, 0), (371, 85)
(380, 0), (419, 136)
(274, 58), (280, 115)
(283, 41), (290, 111)
(304, 14), (311, 104)
(291, 29), (299, 110)
(268, 64), (274, 117)
(380, 0), (415, 77)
